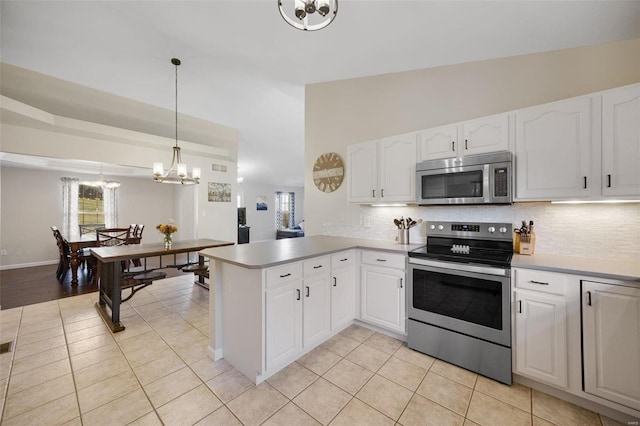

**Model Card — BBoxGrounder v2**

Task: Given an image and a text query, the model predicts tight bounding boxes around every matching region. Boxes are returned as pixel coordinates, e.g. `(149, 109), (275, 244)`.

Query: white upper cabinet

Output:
(378, 134), (417, 202)
(347, 133), (417, 203)
(418, 124), (458, 161)
(515, 97), (594, 200)
(418, 113), (510, 161)
(602, 84), (640, 197)
(347, 142), (378, 203)
(462, 113), (510, 156)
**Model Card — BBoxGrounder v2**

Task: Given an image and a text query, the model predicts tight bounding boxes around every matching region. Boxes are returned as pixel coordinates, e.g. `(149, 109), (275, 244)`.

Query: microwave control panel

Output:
(494, 167), (509, 197)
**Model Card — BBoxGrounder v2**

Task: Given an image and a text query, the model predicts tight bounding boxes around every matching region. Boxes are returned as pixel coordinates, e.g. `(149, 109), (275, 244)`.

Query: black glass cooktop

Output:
(408, 237), (513, 268)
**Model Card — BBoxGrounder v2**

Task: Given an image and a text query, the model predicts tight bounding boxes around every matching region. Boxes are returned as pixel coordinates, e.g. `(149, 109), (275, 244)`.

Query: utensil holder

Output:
(515, 233), (536, 255)
(398, 229), (410, 245)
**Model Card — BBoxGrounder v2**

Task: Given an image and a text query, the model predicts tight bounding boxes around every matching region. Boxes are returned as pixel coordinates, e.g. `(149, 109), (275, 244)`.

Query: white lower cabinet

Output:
(361, 255), (405, 334)
(331, 264), (355, 331)
(514, 289), (568, 388)
(302, 273), (331, 348)
(583, 281), (640, 411)
(513, 268), (570, 389)
(265, 279), (302, 370)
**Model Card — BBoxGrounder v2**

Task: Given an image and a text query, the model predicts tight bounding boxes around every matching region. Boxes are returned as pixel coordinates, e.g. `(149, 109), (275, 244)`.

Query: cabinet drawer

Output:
(514, 268), (570, 296)
(303, 256), (330, 277)
(331, 251), (354, 269)
(266, 263), (302, 289)
(361, 250), (406, 269)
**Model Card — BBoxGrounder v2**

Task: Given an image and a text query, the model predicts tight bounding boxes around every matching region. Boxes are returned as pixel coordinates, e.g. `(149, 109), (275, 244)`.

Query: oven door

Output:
(408, 258), (511, 347)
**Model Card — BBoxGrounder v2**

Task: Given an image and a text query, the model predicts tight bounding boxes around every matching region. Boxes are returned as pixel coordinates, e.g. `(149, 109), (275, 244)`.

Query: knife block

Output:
(515, 233), (536, 255)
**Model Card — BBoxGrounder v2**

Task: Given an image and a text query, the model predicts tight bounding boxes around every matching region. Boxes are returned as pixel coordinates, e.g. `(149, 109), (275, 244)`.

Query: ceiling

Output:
(1, 1), (639, 187)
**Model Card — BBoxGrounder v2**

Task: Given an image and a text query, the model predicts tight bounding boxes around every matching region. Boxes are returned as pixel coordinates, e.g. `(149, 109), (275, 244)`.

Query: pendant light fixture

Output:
(153, 58), (201, 185)
(278, 0), (338, 31)
(91, 164), (121, 189)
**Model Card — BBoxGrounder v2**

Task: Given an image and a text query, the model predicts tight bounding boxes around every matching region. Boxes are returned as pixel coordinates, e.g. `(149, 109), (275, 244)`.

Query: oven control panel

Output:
(426, 221), (513, 242)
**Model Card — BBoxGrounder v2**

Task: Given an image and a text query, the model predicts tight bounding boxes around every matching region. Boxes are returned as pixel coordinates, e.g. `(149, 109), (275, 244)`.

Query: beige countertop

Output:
(199, 235), (423, 269)
(512, 253), (640, 282)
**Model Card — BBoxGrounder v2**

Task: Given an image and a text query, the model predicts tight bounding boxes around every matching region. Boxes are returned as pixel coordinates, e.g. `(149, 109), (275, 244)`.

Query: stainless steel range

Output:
(407, 221), (513, 384)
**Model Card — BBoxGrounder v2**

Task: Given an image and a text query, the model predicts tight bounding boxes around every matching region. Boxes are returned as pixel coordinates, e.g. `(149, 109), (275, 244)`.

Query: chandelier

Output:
(153, 58), (201, 185)
(90, 164), (120, 189)
(278, 0), (338, 31)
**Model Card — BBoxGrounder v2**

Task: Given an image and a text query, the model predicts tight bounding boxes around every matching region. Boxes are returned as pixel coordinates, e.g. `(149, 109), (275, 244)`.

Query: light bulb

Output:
(192, 167), (201, 180)
(177, 163), (187, 178)
(153, 162), (164, 176)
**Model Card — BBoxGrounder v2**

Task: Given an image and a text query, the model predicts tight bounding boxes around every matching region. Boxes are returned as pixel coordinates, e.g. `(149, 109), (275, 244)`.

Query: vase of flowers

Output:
(156, 222), (178, 250)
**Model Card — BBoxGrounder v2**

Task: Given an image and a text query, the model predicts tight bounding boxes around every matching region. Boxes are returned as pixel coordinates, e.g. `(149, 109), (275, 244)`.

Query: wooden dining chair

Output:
(51, 226), (93, 283)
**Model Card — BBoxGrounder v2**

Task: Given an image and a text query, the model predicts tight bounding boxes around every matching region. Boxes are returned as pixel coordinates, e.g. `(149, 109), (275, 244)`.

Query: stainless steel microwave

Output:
(416, 151), (513, 205)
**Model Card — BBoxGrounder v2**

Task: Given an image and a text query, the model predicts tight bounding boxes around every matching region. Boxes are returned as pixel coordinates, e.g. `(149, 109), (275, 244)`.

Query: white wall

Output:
(238, 182), (304, 242)
(0, 166), (178, 267)
(320, 203), (640, 262)
(304, 39), (640, 261)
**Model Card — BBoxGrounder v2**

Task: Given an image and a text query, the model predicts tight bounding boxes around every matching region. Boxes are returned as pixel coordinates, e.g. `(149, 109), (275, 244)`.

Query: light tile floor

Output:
(0, 274), (627, 425)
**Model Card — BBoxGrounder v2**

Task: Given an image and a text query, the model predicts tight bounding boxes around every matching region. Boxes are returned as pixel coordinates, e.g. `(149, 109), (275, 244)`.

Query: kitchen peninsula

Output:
(199, 236), (422, 384)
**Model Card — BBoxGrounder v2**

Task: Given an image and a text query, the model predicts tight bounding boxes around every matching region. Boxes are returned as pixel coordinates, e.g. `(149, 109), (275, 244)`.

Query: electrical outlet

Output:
(0, 250), (7, 256)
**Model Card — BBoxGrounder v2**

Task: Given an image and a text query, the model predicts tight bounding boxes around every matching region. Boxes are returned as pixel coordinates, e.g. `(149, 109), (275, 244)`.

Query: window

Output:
(78, 183), (104, 225)
(62, 177), (117, 236)
(275, 191), (295, 230)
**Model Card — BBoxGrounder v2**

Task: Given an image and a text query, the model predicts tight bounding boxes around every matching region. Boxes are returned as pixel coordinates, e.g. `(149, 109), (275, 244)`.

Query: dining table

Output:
(91, 238), (234, 332)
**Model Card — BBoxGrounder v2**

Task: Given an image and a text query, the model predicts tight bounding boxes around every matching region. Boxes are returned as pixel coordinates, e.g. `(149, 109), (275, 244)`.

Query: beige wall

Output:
(0, 166), (178, 267)
(304, 39), (640, 250)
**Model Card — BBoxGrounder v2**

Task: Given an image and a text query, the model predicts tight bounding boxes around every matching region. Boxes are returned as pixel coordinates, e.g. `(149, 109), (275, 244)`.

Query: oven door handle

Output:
(408, 257), (508, 277)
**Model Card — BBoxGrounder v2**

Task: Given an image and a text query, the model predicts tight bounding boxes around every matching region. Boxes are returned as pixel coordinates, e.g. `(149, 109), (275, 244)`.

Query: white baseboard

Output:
(0, 260), (58, 271)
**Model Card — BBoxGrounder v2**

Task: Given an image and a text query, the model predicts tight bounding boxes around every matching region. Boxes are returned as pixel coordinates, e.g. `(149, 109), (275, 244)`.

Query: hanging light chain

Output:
(172, 58), (180, 148)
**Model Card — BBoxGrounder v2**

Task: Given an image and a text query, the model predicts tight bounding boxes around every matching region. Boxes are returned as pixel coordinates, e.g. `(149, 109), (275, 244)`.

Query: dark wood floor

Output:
(0, 260), (187, 310)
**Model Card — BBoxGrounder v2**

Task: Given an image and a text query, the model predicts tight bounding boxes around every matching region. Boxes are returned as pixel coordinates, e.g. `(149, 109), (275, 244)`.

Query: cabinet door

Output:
(331, 266), (355, 331)
(361, 265), (405, 333)
(462, 113), (509, 156)
(418, 124), (458, 161)
(347, 142), (377, 203)
(514, 290), (568, 388)
(515, 97), (593, 200)
(265, 282), (302, 370)
(602, 85), (640, 197)
(379, 134), (417, 202)
(303, 274), (331, 349)
(583, 281), (640, 410)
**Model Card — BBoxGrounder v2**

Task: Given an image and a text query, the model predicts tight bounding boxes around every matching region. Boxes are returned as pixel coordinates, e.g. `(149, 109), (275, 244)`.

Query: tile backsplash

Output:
(321, 203), (640, 261)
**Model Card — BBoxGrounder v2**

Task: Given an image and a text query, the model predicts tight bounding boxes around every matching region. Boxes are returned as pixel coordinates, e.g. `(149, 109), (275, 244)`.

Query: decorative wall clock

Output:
(313, 152), (344, 193)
